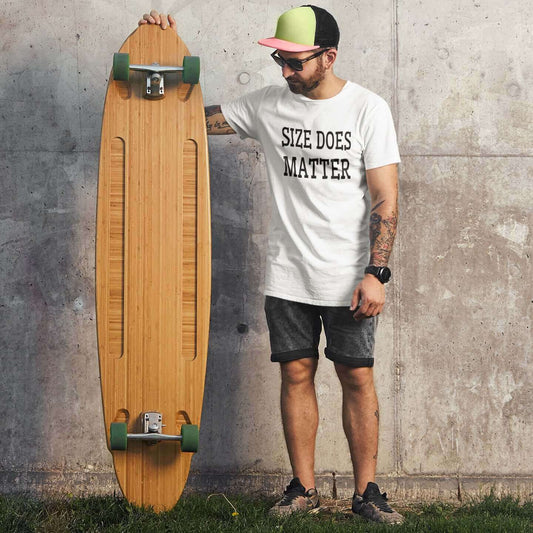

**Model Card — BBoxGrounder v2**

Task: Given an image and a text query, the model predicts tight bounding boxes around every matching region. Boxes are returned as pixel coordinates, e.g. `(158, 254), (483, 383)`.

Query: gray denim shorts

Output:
(264, 296), (377, 367)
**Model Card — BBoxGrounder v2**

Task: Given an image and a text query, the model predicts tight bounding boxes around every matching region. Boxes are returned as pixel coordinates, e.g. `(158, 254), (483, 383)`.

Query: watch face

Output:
(365, 265), (392, 283)
(379, 267), (392, 283)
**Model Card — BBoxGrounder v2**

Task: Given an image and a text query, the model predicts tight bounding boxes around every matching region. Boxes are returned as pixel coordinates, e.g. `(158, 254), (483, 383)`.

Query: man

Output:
(140, 5), (403, 525)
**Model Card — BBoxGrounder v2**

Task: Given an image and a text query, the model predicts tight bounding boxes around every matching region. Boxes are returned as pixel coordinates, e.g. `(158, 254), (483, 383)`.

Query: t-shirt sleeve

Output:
(361, 98), (401, 170)
(221, 88), (267, 140)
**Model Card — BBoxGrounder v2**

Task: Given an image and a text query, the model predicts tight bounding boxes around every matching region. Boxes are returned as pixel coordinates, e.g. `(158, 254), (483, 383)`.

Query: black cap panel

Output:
(304, 4), (340, 48)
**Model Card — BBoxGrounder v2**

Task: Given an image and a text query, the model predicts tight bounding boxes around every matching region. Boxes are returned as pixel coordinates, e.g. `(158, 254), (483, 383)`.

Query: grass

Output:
(0, 492), (531, 532)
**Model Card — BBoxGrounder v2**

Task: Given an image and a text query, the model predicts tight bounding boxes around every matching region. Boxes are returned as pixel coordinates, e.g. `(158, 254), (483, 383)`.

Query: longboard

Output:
(96, 24), (210, 511)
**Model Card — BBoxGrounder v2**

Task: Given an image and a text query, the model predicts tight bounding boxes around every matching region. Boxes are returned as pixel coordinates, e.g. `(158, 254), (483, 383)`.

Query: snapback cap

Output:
(258, 5), (340, 52)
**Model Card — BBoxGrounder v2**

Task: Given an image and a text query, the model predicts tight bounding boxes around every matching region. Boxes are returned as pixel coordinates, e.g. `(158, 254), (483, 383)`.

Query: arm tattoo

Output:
(371, 200), (386, 213)
(204, 105), (236, 135)
(369, 202), (398, 267)
(204, 105), (221, 117)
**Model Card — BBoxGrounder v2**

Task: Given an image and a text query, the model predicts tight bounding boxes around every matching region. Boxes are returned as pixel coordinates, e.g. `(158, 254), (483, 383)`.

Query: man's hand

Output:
(138, 10), (176, 31)
(350, 274), (385, 320)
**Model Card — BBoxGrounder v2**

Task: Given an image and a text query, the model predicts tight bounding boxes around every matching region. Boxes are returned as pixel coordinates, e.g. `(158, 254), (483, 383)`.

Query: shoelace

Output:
(369, 491), (394, 513)
(279, 481), (306, 504)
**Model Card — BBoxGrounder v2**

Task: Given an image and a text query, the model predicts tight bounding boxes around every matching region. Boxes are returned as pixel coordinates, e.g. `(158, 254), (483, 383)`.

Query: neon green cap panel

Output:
(275, 7), (317, 46)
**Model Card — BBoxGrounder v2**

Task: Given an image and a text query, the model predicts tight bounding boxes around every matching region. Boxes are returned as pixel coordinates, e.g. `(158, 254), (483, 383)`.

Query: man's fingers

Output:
(355, 302), (384, 320)
(369, 304), (380, 317)
(353, 309), (365, 320)
(354, 299), (369, 320)
(150, 9), (161, 24)
(350, 289), (360, 311)
(354, 308), (376, 320)
(354, 298), (384, 320)
(168, 14), (177, 31)
(139, 11), (176, 31)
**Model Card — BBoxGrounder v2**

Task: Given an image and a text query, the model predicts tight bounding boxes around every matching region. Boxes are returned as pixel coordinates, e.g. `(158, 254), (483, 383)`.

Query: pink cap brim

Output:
(258, 37), (320, 52)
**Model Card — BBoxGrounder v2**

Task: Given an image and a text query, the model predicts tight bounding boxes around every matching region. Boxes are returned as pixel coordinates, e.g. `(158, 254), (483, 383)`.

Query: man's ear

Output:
(323, 48), (337, 69)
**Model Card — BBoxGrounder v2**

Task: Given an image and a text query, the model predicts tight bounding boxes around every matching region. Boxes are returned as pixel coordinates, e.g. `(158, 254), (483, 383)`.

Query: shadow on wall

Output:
(190, 137), (274, 478)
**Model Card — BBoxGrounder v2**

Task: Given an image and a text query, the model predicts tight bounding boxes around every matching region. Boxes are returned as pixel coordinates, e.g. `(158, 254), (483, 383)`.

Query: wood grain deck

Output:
(96, 24), (210, 511)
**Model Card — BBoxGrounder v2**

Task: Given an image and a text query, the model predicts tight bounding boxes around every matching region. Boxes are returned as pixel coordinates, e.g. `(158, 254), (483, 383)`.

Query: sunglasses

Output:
(270, 49), (330, 71)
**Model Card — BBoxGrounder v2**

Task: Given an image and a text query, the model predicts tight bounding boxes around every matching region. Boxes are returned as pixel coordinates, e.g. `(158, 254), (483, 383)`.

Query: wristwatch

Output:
(364, 265), (392, 284)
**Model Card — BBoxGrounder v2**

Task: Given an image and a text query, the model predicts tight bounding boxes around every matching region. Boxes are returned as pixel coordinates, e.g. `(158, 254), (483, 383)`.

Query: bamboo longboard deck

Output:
(96, 25), (210, 511)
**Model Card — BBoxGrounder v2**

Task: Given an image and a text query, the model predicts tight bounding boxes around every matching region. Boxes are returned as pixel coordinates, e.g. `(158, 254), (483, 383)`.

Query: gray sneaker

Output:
(352, 482), (404, 524)
(269, 477), (320, 516)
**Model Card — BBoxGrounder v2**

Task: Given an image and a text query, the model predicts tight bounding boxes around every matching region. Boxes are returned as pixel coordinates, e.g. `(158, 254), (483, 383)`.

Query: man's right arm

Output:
(205, 105), (236, 135)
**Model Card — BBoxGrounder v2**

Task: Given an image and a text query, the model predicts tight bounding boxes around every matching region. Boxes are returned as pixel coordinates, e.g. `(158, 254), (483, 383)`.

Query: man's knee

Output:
(280, 357), (318, 386)
(334, 363), (374, 390)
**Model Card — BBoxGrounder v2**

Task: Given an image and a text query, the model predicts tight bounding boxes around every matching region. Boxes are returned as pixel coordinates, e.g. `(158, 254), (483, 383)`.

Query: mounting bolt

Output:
(237, 323), (248, 334)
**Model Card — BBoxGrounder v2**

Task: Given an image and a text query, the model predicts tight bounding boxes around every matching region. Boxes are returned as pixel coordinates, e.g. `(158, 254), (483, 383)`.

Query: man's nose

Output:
(282, 63), (296, 78)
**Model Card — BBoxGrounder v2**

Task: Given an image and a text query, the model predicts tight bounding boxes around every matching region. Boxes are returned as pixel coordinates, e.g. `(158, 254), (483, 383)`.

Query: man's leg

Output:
(323, 309), (403, 524)
(334, 364), (378, 496)
(280, 357), (319, 492)
(265, 296), (321, 515)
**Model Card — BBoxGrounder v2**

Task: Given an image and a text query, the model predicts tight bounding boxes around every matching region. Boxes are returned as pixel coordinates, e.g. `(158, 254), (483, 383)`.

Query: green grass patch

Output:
(0, 492), (531, 532)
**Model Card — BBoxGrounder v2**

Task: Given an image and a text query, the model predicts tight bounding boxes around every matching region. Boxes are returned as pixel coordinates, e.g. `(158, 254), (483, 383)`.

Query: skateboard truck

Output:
(145, 69), (164, 98)
(112, 53), (200, 99)
(142, 411), (164, 443)
(109, 412), (199, 452)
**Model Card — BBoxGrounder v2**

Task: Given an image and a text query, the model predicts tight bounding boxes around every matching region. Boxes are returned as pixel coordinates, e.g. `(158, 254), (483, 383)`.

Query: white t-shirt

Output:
(221, 81), (400, 306)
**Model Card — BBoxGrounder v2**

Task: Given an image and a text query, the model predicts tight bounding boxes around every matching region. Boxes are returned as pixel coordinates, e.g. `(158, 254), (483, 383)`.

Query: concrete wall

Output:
(0, 0), (531, 501)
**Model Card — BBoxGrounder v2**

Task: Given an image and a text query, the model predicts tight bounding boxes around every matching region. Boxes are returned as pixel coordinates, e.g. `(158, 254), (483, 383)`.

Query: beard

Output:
(285, 61), (326, 95)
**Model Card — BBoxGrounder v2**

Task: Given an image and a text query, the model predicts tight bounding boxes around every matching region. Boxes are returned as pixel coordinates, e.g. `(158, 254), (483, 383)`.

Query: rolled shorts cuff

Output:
(271, 347), (319, 363)
(324, 347), (374, 368)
